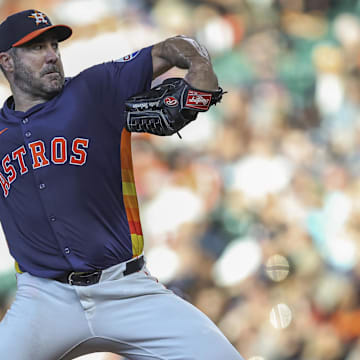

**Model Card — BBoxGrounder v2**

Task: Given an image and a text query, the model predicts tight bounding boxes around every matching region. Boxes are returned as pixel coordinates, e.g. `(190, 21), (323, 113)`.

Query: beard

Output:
(12, 54), (65, 100)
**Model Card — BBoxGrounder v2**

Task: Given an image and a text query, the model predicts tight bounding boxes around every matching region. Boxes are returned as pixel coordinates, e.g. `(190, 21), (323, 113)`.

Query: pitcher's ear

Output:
(0, 51), (14, 74)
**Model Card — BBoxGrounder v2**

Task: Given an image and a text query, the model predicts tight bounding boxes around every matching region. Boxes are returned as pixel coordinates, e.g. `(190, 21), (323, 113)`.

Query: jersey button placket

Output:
(21, 117), (31, 139)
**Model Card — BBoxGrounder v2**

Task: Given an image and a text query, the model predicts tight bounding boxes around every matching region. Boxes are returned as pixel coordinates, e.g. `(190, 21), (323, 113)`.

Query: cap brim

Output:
(12, 24), (72, 47)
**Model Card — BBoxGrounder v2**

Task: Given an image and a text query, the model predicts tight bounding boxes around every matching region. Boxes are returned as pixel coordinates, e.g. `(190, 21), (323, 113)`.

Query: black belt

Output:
(54, 256), (145, 286)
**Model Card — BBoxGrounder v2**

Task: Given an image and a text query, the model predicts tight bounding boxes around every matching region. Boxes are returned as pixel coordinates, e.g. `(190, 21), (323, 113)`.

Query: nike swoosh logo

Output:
(0, 128), (8, 135)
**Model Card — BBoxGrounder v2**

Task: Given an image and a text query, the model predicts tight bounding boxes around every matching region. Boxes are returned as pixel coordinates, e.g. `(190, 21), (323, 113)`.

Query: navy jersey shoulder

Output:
(70, 46), (153, 102)
(61, 45), (153, 128)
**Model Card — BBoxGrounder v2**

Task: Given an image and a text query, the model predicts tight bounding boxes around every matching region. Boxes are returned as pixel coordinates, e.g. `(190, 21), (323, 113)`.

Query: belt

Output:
(54, 256), (145, 286)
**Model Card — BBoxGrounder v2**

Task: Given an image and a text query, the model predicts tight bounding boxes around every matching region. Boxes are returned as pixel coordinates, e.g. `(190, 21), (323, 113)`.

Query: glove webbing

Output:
(126, 110), (176, 136)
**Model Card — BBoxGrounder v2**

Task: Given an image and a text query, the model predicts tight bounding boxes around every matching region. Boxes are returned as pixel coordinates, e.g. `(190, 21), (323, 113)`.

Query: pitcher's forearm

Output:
(151, 35), (219, 90)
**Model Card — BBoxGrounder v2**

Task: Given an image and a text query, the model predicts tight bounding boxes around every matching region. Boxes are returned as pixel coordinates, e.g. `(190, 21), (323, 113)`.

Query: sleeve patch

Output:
(116, 51), (140, 63)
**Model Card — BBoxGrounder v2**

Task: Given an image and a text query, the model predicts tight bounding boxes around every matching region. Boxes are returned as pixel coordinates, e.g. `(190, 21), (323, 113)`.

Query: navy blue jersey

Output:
(0, 46), (153, 278)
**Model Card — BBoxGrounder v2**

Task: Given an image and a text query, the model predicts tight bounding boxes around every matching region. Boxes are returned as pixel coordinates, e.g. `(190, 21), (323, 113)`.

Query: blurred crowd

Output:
(1, 0), (360, 359)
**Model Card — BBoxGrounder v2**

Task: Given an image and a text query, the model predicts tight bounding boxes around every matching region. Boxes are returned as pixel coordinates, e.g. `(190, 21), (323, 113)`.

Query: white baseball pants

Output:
(0, 260), (244, 360)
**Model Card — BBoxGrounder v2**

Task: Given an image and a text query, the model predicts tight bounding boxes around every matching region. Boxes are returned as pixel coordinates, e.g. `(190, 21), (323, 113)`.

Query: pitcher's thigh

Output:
(96, 290), (243, 360)
(0, 294), (58, 360)
(142, 293), (243, 360)
(0, 275), (90, 360)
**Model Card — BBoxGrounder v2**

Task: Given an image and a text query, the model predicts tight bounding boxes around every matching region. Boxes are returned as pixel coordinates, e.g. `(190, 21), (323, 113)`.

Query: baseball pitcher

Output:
(0, 9), (243, 360)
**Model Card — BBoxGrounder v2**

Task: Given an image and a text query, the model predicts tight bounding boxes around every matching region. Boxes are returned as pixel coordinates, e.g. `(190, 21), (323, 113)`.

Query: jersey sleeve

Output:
(71, 45), (153, 130)
(112, 46), (154, 99)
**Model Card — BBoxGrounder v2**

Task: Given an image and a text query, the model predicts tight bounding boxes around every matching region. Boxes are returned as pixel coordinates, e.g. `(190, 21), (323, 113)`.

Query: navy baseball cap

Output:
(0, 9), (72, 52)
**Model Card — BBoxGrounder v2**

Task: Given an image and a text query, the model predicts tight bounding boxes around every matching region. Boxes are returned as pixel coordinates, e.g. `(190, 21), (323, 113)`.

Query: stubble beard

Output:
(12, 55), (65, 101)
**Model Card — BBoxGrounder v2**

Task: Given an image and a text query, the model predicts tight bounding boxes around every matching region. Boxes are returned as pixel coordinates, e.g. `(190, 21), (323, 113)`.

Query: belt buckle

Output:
(68, 271), (101, 286)
(68, 271), (77, 286)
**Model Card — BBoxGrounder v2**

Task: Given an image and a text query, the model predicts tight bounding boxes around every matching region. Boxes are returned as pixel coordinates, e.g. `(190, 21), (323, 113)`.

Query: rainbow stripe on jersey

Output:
(120, 130), (143, 257)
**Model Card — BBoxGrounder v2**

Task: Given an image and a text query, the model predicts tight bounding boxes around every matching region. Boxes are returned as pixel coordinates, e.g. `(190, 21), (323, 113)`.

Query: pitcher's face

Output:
(11, 33), (65, 100)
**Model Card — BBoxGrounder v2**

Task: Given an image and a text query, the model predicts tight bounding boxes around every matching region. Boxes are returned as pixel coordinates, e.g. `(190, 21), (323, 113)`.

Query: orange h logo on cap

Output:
(28, 11), (48, 26)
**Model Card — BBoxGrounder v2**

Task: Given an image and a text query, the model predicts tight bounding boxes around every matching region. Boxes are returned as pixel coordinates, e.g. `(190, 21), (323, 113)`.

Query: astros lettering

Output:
(0, 136), (89, 197)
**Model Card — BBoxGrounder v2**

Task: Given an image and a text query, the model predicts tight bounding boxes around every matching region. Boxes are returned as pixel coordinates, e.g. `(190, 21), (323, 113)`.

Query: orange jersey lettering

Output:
(28, 141), (50, 169)
(2, 154), (16, 184)
(0, 171), (10, 197)
(70, 138), (89, 166)
(51, 137), (67, 164)
(12, 146), (29, 175)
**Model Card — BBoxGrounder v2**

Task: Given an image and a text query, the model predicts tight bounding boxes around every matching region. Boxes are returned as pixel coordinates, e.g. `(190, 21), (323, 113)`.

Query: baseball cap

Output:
(0, 9), (72, 52)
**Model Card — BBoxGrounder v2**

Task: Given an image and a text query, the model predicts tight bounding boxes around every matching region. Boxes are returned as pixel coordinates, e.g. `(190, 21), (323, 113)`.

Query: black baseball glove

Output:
(124, 78), (225, 137)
